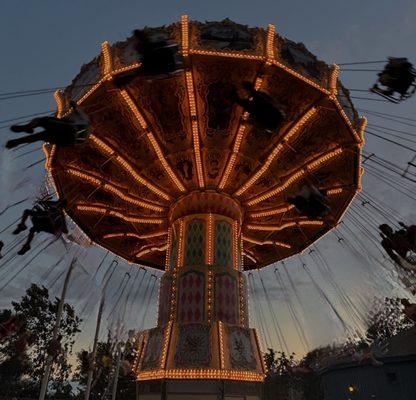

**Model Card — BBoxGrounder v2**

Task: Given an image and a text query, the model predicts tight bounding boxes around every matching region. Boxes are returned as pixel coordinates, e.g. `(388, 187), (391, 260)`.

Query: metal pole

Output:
(39, 257), (76, 400)
(111, 342), (123, 400)
(84, 264), (116, 400)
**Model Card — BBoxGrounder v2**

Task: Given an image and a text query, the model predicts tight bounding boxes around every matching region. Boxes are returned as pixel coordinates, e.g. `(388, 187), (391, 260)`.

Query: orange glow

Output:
(66, 167), (165, 212)
(103, 231), (167, 240)
(184, 70), (205, 187)
(219, 121), (247, 189)
(207, 268), (213, 322)
(219, 321), (225, 369)
(243, 250), (258, 263)
(206, 213), (214, 265)
(246, 147), (344, 206)
(181, 15), (189, 57)
(177, 219), (185, 268)
(239, 275), (246, 325)
(329, 64), (339, 94)
(101, 41), (113, 77)
(190, 49), (265, 61)
(272, 60), (330, 94)
(233, 220), (239, 270)
(247, 220), (324, 231)
(54, 90), (65, 118)
(112, 62), (141, 75)
(75, 204), (164, 224)
(327, 187), (344, 196)
(235, 107), (318, 196)
(242, 235), (291, 249)
(136, 244), (167, 258)
(330, 96), (362, 143)
(119, 90), (186, 192)
(249, 205), (295, 218)
(90, 134), (171, 200)
(359, 116), (367, 140)
(266, 24), (276, 61)
(137, 369), (265, 382)
(160, 321), (173, 369)
(307, 147), (343, 171)
(165, 227), (172, 271)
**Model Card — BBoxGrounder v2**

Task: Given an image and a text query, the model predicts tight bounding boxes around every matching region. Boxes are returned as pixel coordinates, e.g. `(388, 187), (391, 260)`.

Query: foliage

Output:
(0, 283), (81, 398)
(74, 333), (136, 400)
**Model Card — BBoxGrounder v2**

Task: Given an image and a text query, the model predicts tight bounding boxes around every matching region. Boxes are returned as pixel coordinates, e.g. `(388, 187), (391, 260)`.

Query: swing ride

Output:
(38, 16), (364, 397)
(1, 12), (416, 400)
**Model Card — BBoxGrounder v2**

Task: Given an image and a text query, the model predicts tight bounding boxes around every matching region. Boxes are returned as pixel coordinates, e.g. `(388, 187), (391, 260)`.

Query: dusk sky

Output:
(1, 0), (415, 361)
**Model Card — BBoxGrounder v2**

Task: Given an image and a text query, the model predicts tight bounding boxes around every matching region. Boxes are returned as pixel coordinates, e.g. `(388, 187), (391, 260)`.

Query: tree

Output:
(0, 283), (81, 397)
(74, 333), (136, 400)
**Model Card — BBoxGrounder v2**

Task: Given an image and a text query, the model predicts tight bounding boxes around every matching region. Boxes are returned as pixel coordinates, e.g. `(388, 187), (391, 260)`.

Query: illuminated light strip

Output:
(206, 213), (214, 265)
(233, 220), (239, 270)
(235, 107), (318, 196)
(246, 220), (324, 231)
(54, 90), (65, 118)
(177, 219), (185, 268)
(103, 231), (167, 240)
(242, 235), (291, 249)
(137, 369), (265, 382)
(327, 187), (344, 196)
(181, 15), (189, 57)
(272, 60), (330, 94)
(184, 71), (205, 187)
(66, 168), (165, 211)
(207, 268), (213, 323)
(359, 116), (367, 141)
(266, 24), (276, 62)
(330, 96), (362, 143)
(112, 62), (141, 75)
(239, 275), (246, 325)
(329, 64), (339, 95)
(243, 250), (258, 263)
(165, 227), (172, 271)
(246, 147), (344, 206)
(307, 147), (344, 171)
(90, 135), (171, 200)
(254, 329), (268, 374)
(160, 321), (173, 369)
(119, 90), (186, 192)
(240, 235), (244, 270)
(169, 266), (177, 320)
(136, 244), (167, 258)
(190, 49), (265, 61)
(250, 205), (295, 218)
(75, 204), (164, 224)
(219, 321), (225, 369)
(44, 144), (56, 171)
(101, 41), (113, 77)
(76, 79), (104, 106)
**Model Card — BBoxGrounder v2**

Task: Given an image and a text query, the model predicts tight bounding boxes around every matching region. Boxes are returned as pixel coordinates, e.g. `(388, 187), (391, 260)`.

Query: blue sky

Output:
(1, 0), (416, 360)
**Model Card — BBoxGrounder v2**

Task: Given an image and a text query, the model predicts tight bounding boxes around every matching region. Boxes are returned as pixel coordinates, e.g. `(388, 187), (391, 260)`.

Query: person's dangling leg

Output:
(6, 131), (49, 149)
(17, 227), (36, 255)
(13, 209), (34, 234)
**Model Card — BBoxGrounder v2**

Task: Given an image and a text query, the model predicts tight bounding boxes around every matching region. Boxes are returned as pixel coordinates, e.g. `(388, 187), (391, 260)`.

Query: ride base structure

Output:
(44, 15), (363, 399)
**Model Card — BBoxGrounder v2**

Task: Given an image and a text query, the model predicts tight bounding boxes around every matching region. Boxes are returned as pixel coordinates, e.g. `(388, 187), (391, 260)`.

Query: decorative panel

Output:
(184, 219), (206, 265)
(158, 275), (172, 326)
(226, 326), (257, 370)
(215, 273), (238, 324)
(174, 323), (212, 367)
(177, 270), (205, 323)
(214, 221), (232, 267)
(141, 327), (165, 370)
(169, 227), (179, 271)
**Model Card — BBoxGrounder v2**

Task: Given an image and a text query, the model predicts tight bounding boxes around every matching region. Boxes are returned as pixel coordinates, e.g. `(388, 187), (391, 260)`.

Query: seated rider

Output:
(232, 81), (286, 132)
(13, 198), (68, 255)
(401, 298), (416, 323)
(372, 57), (416, 100)
(6, 101), (90, 149)
(114, 29), (183, 87)
(379, 223), (416, 268)
(287, 185), (330, 219)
